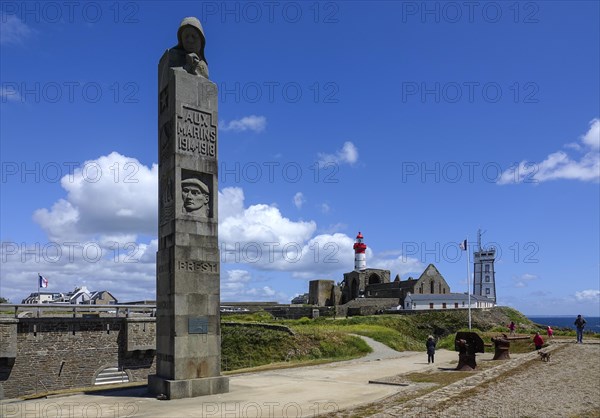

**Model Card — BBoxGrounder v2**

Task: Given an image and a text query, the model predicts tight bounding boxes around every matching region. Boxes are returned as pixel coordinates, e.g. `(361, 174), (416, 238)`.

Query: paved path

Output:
(0, 337), (460, 418)
(354, 334), (406, 361)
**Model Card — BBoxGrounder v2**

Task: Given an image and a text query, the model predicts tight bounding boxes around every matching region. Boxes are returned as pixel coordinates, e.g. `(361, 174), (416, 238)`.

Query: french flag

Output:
(459, 239), (467, 251)
(39, 274), (49, 288)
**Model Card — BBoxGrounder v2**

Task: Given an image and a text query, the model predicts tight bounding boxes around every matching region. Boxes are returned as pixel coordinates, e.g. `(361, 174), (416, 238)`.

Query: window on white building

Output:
(486, 288), (490, 295)
(485, 275), (490, 282)
(485, 264), (490, 273)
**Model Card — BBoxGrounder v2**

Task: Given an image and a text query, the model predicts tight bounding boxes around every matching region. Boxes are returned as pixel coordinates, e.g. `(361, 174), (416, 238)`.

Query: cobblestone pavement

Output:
(370, 341), (600, 418)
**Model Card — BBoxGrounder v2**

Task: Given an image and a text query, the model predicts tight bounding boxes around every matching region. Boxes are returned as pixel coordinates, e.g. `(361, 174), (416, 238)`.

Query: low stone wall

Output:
(342, 298), (400, 316)
(263, 306), (334, 320)
(0, 317), (155, 400)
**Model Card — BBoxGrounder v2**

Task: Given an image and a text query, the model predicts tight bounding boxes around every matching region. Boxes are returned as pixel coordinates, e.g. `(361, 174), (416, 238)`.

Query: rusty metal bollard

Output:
(491, 335), (511, 360)
(491, 334), (531, 360)
(455, 332), (484, 371)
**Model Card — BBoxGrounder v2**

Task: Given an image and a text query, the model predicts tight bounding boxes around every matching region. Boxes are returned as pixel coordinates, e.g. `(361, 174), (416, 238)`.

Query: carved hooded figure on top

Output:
(168, 17), (209, 79)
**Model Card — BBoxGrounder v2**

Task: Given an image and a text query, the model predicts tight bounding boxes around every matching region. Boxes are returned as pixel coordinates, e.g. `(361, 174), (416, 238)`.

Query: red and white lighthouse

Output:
(353, 231), (367, 271)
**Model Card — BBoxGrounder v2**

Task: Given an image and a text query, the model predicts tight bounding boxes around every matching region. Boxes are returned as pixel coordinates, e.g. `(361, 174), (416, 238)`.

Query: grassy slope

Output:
(221, 306), (589, 372)
(221, 324), (371, 371)
(295, 306), (535, 352)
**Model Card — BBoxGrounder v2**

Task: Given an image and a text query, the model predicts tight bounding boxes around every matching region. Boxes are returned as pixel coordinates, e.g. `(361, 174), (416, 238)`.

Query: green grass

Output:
(222, 310), (275, 322)
(221, 324), (370, 371)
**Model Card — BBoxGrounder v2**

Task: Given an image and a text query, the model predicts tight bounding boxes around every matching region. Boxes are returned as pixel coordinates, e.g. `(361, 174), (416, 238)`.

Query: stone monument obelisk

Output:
(148, 17), (228, 399)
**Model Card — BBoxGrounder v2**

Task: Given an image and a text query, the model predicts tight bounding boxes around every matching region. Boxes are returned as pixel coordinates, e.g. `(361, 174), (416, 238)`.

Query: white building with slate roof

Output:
(403, 292), (495, 310)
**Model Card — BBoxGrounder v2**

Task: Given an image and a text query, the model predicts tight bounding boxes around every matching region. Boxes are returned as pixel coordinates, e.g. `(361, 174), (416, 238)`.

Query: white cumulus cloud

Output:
(221, 270), (288, 302)
(220, 115), (266, 133)
(582, 118), (600, 150)
(498, 118), (600, 184)
(226, 269), (252, 283)
(33, 152), (158, 242)
(0, 14), (33, 46)
(317, 141), (359, 168)
(293, 192), (305, 209)
(219, 187), (316, 247)
(575, 289), (600, 301)
(512, 273), (538, 288)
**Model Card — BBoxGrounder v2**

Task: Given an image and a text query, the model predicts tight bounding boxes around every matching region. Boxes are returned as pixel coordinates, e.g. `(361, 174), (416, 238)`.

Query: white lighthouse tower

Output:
(353, 232), (367, 271)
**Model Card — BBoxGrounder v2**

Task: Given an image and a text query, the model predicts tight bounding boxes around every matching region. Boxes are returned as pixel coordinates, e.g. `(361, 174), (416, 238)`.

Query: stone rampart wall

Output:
(0, 317), (155, 400)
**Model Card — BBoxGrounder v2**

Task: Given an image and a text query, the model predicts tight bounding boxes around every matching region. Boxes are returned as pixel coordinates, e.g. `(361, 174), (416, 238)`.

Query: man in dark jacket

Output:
(575, 314), (586, 343)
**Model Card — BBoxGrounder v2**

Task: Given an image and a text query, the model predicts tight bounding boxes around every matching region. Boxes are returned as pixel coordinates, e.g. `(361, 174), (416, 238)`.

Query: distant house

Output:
(54, 286), (92, 304)
(21, 286), (118, 305)
(89, 291), (118, 305)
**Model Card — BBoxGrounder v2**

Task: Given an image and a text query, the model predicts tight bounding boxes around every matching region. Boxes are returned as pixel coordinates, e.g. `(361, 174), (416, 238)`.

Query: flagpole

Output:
(37, 273), (41, 318)
(466, 239), (472, 330)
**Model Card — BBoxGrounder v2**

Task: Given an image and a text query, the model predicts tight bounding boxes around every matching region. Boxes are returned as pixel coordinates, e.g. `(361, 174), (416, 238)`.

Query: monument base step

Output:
(148, 374), (229, 400)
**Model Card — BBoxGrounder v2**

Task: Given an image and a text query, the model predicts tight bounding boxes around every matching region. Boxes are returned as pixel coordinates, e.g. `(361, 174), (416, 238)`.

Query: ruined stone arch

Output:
(368, 273), (381, 285)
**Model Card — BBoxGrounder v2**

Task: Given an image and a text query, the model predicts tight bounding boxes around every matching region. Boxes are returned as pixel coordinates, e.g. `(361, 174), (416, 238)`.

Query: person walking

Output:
(426, 335), (436, 364)
(508, 321), (516, 335)
(574, 314), (586, 343)
(546, 325), (554, 340)
(533, 332), (544, 350)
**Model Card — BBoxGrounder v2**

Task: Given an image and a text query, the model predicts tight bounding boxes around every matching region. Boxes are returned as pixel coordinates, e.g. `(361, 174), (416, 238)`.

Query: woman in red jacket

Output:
(533, 332), (544, 350)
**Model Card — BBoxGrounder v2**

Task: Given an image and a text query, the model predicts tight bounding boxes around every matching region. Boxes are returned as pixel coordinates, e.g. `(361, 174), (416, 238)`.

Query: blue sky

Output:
(1, 1), (598, 315)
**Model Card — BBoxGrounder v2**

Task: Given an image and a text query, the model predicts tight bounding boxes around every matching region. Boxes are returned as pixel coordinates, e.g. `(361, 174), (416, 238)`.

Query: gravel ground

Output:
(372, 342), (600, 418)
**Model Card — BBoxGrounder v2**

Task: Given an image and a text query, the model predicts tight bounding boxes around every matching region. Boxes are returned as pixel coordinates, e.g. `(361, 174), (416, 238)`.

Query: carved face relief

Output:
(180, 26), (203, 54)
(181, 177), (210, 218)
(182, 185), (208, 213)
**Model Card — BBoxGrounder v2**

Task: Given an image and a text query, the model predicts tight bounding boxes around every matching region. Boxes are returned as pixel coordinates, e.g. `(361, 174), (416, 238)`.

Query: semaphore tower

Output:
(472, 229), (497, 303)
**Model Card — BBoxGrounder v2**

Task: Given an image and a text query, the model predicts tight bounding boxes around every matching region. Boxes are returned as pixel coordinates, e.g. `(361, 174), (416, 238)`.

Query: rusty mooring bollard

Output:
(454, 332), (484, 371)
(491, 334), (531, 360)
(491, 335), (511, 360)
